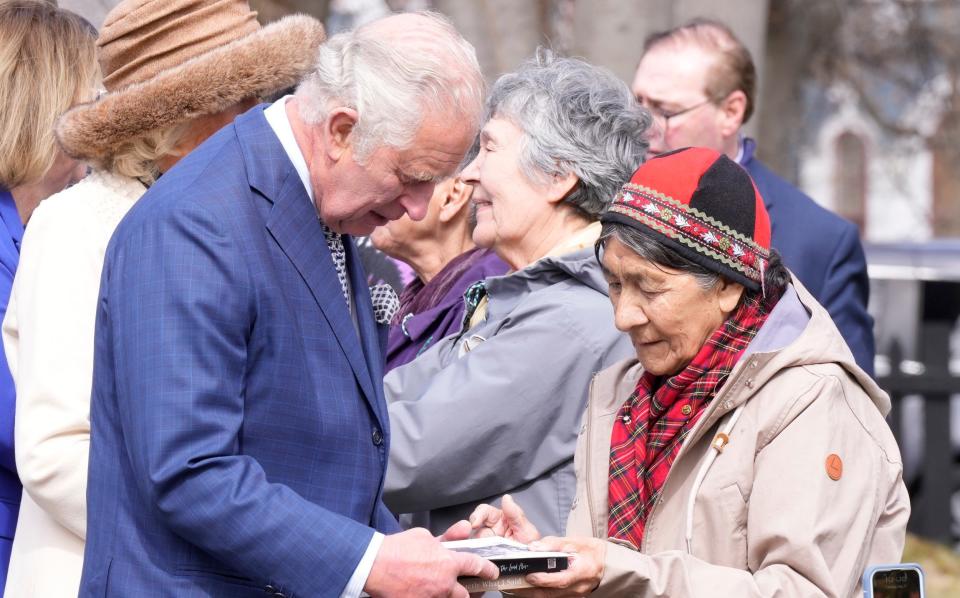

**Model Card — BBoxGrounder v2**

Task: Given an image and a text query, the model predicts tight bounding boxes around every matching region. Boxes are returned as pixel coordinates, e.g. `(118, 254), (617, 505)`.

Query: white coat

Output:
(2, 171), (143, 597)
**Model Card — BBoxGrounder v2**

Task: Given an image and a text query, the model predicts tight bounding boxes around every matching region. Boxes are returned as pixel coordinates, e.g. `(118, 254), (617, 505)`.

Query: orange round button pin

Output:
(826, 454), (843, 481)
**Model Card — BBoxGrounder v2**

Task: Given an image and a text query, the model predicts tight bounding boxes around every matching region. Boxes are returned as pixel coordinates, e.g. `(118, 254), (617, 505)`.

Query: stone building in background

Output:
(764, 0), (960, 242)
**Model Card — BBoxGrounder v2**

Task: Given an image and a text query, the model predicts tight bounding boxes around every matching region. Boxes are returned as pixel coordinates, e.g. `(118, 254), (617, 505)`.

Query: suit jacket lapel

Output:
(345, 238), (388, 426)
(237, 107), (379, 409)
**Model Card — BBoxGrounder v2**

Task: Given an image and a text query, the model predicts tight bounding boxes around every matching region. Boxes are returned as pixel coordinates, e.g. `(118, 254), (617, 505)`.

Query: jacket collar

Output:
(0, 187), (23, 254)
(482, 246), (607, 324)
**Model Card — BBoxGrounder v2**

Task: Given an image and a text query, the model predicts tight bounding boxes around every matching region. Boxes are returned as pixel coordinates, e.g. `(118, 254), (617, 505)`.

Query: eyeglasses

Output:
(642, 98), (713, 128)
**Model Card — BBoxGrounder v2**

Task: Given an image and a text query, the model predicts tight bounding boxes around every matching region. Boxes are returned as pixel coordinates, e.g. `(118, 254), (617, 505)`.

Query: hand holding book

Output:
(463, 495), (607, 595)
(363, 527), (499, 597)
(521, 536), (606, 596)
(442, 536), (570, 593)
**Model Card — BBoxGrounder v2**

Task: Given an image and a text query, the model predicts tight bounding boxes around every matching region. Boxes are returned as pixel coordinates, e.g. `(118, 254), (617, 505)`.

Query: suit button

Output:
(264, 585), (276, 594)
(372, 428), (384, 446)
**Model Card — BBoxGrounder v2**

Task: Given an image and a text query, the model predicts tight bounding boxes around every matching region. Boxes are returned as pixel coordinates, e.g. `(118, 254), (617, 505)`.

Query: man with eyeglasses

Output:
(632, 18), (876, 377)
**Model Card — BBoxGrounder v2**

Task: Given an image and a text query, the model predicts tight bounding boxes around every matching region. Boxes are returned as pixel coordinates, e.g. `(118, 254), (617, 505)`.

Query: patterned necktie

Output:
(320, 221), (350, 308)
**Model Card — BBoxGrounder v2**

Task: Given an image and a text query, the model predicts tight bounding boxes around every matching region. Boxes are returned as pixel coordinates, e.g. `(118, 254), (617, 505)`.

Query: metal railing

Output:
(882, 335), (960, 542)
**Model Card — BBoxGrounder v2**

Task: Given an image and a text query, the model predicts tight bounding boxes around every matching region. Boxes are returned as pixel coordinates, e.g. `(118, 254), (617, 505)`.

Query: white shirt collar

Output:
(263, 96), (358, 320)
(264, 95), (315, 204)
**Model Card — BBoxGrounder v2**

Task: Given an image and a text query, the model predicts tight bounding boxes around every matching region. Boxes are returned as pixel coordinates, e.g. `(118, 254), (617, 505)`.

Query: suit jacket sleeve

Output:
(818, 223), (875, 376)
(1, 201), (103, 539)
(108, 201), (374, 596)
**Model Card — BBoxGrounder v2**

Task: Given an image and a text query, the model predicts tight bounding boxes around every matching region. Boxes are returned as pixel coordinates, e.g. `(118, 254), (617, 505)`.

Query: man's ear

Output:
(324, 107), (359, 161)
(716, 278), (745, 315)
(437, 178), (474, 224)
(717, 90), (747, 138)
(544, 171), (579, 205)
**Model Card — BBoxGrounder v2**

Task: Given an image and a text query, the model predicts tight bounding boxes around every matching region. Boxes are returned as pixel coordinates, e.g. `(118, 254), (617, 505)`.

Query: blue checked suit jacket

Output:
(80, 106), (400, 598)
(742, 155), (875, 377)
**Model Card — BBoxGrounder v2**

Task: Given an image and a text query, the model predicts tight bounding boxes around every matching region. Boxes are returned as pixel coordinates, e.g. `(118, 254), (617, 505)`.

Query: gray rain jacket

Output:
(383, 246), (634, 536)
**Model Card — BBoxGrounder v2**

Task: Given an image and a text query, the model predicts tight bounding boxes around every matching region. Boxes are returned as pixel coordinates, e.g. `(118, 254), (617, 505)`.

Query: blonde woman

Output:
(0, 2), (98, 592)
(1, 0), (325, 595)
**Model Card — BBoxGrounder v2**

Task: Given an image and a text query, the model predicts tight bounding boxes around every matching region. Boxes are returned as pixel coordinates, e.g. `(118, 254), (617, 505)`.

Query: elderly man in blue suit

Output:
(80, 12), (497, 598)
(631, 19), (876, 376)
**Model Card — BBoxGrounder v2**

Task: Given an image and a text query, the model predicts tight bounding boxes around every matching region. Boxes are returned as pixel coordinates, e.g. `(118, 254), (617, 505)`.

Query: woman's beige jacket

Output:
(566, 279), (909, 597)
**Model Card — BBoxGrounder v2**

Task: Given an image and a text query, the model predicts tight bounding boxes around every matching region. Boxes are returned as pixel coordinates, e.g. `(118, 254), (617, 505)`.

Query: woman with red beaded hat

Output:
(468, 147), (909, 597)
(2, 2), (324, 595)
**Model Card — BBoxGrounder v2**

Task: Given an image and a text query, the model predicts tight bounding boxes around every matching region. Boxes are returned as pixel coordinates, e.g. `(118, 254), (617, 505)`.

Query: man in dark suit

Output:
(80, 11), (495, 598)
(631, 19), (876, 376)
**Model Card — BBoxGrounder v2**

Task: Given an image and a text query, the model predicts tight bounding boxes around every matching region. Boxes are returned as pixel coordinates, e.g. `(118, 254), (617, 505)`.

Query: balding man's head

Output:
(640, 19), (756, 125)
(632, 19), (754, 159)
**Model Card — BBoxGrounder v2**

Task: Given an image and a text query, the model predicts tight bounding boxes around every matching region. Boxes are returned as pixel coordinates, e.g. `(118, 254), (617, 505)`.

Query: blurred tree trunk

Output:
(570, 0), (658, 83)
(58, 0), (116, 29)
(250, 0), (330, 24)
(931, 97), (960, 237)
(756, 0), (809, 182)
(434, 0), (548, 80)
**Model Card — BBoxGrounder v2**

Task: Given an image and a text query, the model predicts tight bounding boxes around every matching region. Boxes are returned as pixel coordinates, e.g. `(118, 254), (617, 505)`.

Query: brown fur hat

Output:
(57, 8), (325, 163)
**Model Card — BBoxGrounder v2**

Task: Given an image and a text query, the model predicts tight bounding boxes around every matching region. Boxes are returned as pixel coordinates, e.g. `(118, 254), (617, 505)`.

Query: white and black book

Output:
(443, 537), (570, 592)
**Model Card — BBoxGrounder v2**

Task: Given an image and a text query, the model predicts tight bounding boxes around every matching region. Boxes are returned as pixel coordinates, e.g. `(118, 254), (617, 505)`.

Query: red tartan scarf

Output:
(606, 291), (772, 549)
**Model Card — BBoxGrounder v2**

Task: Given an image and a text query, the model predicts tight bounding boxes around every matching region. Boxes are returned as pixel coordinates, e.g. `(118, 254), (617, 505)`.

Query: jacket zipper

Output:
(640, 356), (755, 552)
(585, 374), (603, 538)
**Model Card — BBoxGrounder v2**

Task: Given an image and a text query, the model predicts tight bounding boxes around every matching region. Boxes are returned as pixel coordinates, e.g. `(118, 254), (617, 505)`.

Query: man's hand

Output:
(468, 494), (541, 543)
(363, 527), (498, 597)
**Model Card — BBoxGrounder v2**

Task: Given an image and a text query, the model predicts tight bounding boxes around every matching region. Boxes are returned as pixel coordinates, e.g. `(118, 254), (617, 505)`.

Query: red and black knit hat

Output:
(601, 147), (771, 291)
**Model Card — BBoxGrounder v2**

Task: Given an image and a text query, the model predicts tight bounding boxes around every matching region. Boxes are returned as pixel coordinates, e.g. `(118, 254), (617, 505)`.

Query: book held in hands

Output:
(442, 537), (570, 592)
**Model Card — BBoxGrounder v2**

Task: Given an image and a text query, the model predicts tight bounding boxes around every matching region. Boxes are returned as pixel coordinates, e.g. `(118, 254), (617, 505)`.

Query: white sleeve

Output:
(4, 200), (107, 539)
(340, 531), (384, 598)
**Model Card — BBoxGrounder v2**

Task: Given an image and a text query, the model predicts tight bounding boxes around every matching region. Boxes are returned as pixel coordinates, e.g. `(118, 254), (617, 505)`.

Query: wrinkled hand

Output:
(364, 527), (499, 597)
(468, 494), (541, 543)
(510, 536), (607, 598)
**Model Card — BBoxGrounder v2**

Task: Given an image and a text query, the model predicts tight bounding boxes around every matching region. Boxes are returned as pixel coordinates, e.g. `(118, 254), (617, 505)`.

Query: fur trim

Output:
(57, 14), (325, 162)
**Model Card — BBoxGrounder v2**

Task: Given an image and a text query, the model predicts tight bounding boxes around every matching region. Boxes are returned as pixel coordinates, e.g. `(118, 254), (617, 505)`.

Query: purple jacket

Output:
(385, 248), (508, 372)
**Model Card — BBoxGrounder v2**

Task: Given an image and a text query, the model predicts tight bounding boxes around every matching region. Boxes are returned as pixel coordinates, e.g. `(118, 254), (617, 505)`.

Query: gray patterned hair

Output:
(486, 48), (652, 219)
(296, 11), (484, 161)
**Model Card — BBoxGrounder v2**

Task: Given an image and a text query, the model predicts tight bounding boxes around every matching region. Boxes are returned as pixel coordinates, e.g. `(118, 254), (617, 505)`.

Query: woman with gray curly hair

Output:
(383, 50), (652, 538)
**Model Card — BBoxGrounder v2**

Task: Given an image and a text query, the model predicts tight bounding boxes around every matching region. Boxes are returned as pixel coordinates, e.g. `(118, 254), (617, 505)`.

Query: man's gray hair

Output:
(296, 11), (484, 161)
(486, 49), (652, 220)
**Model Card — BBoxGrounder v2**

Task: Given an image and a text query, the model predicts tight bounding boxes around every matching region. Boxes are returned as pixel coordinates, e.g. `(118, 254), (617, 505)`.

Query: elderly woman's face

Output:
(461, 117), (558, 262)
(601, 237), (743, 376)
